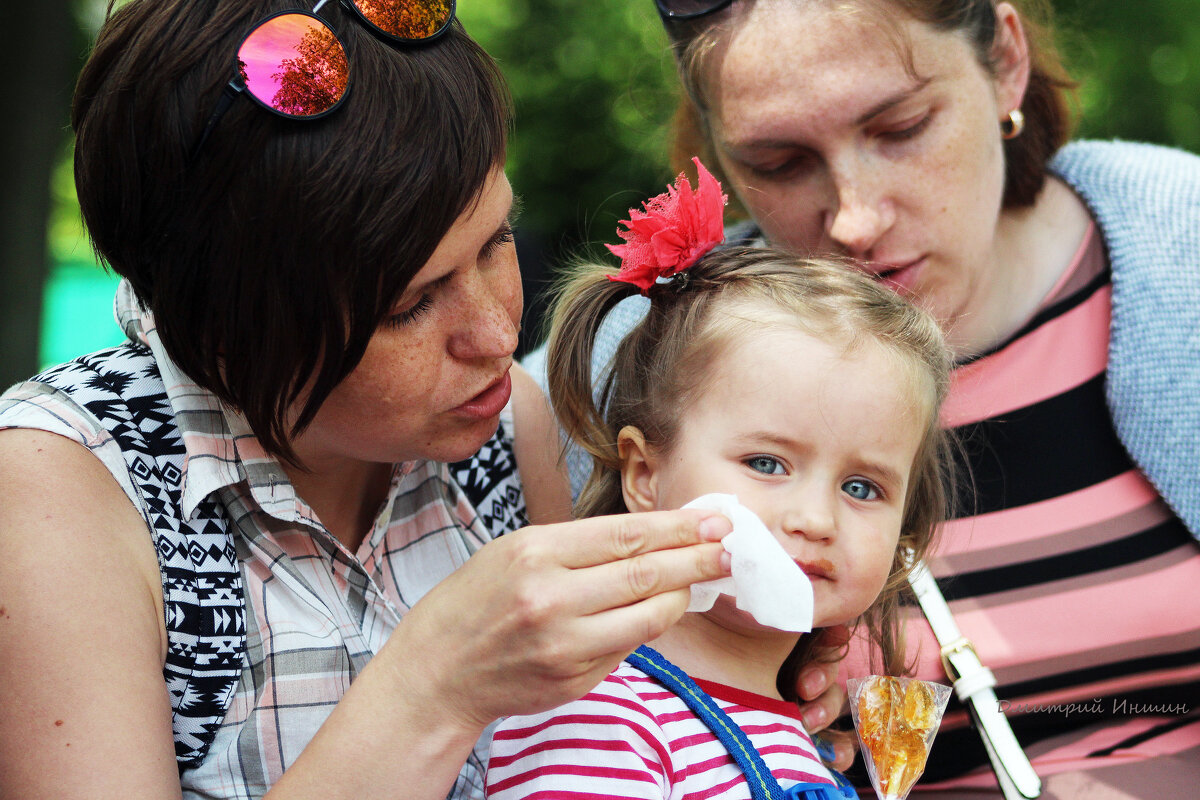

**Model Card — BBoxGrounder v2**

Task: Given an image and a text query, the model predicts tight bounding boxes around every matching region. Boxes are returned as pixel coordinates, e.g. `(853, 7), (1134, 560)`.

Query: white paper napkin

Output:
(684, 492), (814, 633)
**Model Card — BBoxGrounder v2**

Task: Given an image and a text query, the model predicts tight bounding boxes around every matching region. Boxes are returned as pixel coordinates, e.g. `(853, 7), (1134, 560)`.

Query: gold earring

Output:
(1001, 108), (1025, 140)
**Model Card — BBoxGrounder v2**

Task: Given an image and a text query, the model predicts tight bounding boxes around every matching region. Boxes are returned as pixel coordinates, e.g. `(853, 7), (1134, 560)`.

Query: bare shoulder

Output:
(0, 428), (161, 579)
(0, 429), (181, 797)
(509, 363), (573, 524)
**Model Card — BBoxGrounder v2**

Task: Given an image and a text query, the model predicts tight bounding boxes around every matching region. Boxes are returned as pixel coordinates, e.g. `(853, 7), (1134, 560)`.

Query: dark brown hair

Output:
(667, 0), (1075, 209)
(72, 0), (512, 462)
(547, 245), (954, 681)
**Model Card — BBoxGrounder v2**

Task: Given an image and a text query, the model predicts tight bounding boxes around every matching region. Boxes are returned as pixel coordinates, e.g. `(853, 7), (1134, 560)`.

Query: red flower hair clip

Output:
(606, 157), (728, 294)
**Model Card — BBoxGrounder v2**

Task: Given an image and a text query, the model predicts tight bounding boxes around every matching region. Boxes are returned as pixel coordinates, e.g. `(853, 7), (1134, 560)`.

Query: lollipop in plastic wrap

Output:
(848, 675), (952, 800)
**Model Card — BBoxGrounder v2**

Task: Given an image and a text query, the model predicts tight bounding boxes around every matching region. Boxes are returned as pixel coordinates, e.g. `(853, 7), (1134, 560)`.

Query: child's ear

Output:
(617, 425), (659, 512)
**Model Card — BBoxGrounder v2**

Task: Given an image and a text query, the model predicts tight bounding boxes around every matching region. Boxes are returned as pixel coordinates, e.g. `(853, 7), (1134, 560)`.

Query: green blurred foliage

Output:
(459, 1), (681, 268)
(1054, 0), (1200, 149)
(460, 0), (1200, 299)
(52, 0), (1200, 264)
(49, 140), (92, 267)
(50, 0), (1200, 326)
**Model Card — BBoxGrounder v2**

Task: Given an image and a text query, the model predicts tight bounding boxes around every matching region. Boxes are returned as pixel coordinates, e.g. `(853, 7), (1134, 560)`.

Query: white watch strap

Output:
(908, 559), (1042, 799)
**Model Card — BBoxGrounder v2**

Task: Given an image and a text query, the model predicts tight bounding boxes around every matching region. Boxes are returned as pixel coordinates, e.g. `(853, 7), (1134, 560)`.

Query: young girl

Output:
(485, 162), (953, 799)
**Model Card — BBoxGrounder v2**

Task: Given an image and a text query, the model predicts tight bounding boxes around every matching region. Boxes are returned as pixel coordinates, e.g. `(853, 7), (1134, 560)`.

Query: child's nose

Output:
(782, 489), (836, 542)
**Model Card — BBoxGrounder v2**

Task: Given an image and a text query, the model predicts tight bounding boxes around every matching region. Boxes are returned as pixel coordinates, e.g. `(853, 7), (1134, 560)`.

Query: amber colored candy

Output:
(903, 679), (939, 734)
(856, 677), (938, 798)
(856, 675), (899, 750)
(876, 729), (929, 797)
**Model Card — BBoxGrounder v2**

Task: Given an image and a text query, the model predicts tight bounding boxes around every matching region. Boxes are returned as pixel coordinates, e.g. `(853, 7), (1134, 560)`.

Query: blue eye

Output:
(842, 478), (879, 501)
(746, 456), (786, 476)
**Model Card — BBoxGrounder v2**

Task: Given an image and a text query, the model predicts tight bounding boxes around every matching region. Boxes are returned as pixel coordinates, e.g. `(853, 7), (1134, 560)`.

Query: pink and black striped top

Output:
(848, 223), (1200, 789)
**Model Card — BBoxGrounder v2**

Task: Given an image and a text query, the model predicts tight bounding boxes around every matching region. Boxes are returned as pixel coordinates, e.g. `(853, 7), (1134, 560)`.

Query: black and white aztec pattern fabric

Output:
(33, 342), (245, 772)
(31, 342), (529, 774)
(451, 418), (527, 535)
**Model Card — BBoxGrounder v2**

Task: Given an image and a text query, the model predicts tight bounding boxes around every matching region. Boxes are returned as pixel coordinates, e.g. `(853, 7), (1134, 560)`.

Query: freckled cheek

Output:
(504, 290), (522, 331)
(354, 346), (439, 410)
(910, 156), (955, 215)
(753, 196), (816, 251)
(500, 263), (524, 326)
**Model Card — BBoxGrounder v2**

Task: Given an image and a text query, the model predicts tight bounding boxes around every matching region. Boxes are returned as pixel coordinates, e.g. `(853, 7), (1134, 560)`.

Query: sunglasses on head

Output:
(654, 0), (735, 21)
(190, 0), (455, 160)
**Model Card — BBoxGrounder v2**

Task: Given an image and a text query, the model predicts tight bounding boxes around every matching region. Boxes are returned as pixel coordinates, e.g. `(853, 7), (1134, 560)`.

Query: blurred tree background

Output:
(4, 0), (1199, 387)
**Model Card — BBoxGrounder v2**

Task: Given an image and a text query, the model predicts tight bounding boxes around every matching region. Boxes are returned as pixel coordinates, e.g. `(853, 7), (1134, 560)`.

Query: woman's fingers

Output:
(551, 539), (729, 617)
(567, 585), (695, 661)
(813, 729), (858, 772)
(544, 508), (731, 569)
(480, 586), (698, 716)
(826, 731), (858, 772)
(796, 624), (851, 732)
(797, 670), (843, 731)
(795, 625), (857, 772)
(393, 510), (735, 728)
(493, 509), (731, 627)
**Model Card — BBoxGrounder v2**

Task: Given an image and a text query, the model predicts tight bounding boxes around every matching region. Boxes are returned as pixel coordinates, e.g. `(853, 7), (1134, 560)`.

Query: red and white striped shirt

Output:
(486, 661), (836, 799)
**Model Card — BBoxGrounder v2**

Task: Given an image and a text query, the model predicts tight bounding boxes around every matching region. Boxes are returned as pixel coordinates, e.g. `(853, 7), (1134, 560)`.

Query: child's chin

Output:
(707, 599), (800, 638)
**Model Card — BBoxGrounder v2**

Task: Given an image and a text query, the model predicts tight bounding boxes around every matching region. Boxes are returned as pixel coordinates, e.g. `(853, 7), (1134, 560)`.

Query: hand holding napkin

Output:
(683, 493), (814, 633)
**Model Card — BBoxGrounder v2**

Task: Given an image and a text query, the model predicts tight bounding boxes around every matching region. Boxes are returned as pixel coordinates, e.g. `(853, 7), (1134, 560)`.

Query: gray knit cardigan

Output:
(522, 140), (1200, 538)
(1052, 140), (1200, 537)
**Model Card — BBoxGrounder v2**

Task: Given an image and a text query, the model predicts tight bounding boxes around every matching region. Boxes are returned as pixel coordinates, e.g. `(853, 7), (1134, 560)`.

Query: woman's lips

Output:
(454, 371), (512, 419)
(797, 558), (835, 580)
(875, 256), (925, 296)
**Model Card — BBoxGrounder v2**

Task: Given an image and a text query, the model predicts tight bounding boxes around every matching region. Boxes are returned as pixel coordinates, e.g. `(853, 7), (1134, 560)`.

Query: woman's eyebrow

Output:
(508, 193), (524, 226)
(395, 271), (452, 308)
(855, 77), (933, 125)
(479, 195), (522, 254)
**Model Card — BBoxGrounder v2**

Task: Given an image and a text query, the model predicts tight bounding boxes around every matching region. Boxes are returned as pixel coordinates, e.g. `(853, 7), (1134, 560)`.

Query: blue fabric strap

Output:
(626, 645), (857, 800)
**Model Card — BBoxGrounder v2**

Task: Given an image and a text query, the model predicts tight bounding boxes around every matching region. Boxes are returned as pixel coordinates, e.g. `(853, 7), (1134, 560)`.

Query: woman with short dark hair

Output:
(0, 2), (736, 797)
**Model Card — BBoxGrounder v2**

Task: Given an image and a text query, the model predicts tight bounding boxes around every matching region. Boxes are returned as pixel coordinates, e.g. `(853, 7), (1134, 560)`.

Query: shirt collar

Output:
(116, 280), (419, 528)
(117, 280), (266, 520)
